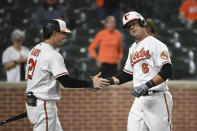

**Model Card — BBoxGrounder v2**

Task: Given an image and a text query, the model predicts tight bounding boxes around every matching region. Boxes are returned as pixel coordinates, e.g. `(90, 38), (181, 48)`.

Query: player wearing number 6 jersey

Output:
(25, 19), (109, 131)
(106, 11), (173, 131)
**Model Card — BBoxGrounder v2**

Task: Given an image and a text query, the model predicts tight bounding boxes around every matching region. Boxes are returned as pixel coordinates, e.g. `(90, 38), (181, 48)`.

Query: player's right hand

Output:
(92, 72), (110, 88)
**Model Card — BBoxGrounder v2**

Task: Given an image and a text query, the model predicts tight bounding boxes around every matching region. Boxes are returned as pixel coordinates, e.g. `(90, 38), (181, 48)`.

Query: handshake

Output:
(91, 72), (111, 89)
(90, 72), (150, 98)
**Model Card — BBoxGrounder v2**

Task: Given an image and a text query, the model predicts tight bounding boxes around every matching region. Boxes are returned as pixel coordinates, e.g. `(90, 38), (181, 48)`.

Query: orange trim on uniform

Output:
(160, 61), (171, 69)
(131, 57), (150, 67)
(123, 69), (133, 74)
(163, 93), (172, 131)
(54, 72), (68, 78)
(61, 29), (71, 33)
(44, 101), (48, 131)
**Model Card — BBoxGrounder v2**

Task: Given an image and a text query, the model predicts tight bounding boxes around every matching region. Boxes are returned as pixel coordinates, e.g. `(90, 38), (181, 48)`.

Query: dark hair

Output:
(146, 18), (157, 36)
(43, 20), (60, 40)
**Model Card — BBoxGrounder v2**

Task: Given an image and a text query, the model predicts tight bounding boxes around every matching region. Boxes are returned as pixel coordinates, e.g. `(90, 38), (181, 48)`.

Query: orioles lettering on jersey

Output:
(130, 47), (150, 67)
(31, 48), (41, 57)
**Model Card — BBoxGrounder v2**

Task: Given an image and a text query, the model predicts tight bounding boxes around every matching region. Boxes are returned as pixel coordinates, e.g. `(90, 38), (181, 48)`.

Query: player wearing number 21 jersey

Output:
(25, 19), (109, 131)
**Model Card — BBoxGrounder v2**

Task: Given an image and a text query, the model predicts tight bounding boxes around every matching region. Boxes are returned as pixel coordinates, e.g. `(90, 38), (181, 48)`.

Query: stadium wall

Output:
(0, 81), (197, 131)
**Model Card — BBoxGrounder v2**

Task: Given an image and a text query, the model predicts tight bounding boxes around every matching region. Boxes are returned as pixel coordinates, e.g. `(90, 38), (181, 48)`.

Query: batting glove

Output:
(131, 84), (149, 98)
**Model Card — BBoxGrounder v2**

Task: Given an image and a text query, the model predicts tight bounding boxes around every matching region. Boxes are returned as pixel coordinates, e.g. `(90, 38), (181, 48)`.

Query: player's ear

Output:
(51, 31), (57, 37)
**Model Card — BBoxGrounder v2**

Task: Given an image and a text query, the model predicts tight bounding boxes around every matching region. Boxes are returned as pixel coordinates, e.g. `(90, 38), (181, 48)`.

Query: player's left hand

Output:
(131, 84), (149, 98)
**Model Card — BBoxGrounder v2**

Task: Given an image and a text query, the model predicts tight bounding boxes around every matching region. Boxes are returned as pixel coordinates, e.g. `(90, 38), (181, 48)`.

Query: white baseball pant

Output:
(26, 99), (62, 131)
(127, 91), (173, 131)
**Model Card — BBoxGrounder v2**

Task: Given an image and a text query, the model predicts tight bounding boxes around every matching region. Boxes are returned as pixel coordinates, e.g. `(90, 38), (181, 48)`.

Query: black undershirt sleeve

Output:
(114, 71), (133, 84)
(107, 64), (172, 86)
(158, 63), (172, 81)
(56, 75), (93, 88)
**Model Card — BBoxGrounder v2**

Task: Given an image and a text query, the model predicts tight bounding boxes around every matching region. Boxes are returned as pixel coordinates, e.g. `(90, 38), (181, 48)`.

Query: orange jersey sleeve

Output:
(88, 31), (102, 59)
(179, 1), (189, 14)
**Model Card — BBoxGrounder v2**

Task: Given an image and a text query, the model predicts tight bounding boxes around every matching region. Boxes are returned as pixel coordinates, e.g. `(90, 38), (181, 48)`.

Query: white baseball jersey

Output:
(125, 36), (173, 131)
(123, 36), (171, 91)
(25, 42), (68, 100)
(2, 46), (29, 82)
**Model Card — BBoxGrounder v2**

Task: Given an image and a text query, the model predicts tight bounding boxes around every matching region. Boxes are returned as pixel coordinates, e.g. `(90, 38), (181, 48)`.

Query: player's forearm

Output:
(57, 75), (92, 88)
(146, 63), (172, 88)
(112, 77), (120, 85)
(151, 74), (165, 86)
(107, 71), (133, 85)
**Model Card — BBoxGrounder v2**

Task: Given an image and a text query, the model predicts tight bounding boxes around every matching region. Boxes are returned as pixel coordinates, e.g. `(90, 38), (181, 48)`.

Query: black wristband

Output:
(106, 77), (114, 85)
(145, 79), (156, 88)
(87, 79), (93, 88)
(14, 61), (17, 65)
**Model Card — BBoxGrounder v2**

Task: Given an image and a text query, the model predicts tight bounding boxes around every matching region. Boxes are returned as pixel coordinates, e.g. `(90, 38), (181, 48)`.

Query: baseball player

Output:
(106, 11), (173, 131)
(25, 19), (109, 131)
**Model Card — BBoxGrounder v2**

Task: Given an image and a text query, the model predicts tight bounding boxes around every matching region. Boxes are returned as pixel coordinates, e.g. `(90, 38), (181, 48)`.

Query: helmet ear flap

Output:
(138, 19), (147, 27)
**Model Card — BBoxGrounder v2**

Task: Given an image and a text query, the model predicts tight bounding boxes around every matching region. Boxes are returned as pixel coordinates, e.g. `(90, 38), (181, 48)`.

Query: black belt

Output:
(26, 92), (38, 106)
(142, 90), (162, 96)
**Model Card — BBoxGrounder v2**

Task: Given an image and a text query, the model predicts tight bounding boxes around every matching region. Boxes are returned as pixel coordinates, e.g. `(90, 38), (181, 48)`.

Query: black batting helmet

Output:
(43, 19), (71, 39)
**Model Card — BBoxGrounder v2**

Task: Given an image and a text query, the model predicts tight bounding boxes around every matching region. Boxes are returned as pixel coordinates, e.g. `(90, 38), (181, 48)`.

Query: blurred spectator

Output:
(88, 16), (123, 78)
(145, 18), (157, 37)
(179, 0), (197, 23)
(34, 0), (68, 30)
(96, 0), (121, 21)
(2, 29), (29, 82)
(96, 0), (104, 20)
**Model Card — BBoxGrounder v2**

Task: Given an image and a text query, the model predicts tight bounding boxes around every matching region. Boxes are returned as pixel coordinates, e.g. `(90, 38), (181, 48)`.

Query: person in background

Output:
(2, 29), (29, 82)
(34, 0), (69, 30)
(96, 0), (121, 21)
(145, 18), (157, 37)
(96, 0), (105, 20)
(88, 16), (123, 78)
(179, 0), (197, 23)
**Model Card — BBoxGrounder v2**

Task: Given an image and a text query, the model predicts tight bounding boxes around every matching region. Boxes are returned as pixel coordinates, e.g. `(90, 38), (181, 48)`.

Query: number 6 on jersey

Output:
(27, 58), (37, 79)
(142, 63), (149, 73)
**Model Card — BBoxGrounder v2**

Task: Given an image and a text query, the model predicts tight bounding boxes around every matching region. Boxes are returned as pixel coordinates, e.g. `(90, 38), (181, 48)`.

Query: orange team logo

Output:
(31, 48), (41, 57)
(125, 14), (130, 20)
(160, 51), (169, 60)
(130, 48), (151, 67)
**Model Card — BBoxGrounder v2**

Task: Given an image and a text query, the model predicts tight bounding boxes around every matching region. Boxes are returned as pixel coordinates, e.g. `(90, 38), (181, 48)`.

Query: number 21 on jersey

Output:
(27, 58), (37, 79)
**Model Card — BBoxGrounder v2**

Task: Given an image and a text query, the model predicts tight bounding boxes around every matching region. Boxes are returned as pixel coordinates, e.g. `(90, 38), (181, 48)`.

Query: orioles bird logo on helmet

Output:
(125, 14), (130, 20)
